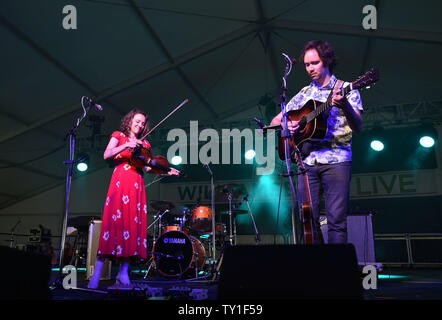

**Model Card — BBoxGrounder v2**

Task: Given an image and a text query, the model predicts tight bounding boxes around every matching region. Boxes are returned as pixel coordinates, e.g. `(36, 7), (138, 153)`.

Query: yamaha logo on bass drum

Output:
(163, 237), (186, 244)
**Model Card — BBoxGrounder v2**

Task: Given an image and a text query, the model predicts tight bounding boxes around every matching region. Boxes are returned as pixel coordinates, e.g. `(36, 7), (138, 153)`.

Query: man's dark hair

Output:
(299, 40), (337, 73)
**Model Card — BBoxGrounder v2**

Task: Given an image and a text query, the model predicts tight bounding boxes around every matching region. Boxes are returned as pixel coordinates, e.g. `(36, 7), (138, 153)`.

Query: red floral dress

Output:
(97, 131), (150, 260)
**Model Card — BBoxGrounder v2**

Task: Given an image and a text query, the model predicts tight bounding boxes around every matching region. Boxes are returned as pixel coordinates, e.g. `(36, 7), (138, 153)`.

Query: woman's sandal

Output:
(108, 277), (133, 290)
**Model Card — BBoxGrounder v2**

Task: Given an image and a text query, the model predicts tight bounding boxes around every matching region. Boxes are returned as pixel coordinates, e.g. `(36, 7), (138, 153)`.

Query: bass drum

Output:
(152, 231), (206, 277)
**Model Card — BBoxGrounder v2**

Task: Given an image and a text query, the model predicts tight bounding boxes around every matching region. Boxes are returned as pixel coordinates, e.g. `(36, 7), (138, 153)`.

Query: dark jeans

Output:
(296, 161), (352, 244)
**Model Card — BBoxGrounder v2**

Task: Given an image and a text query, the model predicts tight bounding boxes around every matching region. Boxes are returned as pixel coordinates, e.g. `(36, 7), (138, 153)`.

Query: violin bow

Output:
(140, 98), (189, 140)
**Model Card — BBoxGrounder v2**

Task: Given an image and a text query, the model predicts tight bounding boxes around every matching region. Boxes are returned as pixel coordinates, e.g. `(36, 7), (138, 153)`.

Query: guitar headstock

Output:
(352, 68), (379, 90)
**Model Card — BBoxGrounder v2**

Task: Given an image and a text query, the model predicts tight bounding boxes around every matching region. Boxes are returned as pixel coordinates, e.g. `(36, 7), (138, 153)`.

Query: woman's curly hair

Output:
(120, 109), (150, 139)
(299, 40), (338, 73)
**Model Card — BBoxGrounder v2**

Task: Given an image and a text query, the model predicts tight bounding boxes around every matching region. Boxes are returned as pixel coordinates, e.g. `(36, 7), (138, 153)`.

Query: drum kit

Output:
(145, 183), (254, 280)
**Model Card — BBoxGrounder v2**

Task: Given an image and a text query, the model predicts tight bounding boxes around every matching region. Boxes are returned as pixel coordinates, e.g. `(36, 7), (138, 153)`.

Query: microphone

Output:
(254, 117), (271, 139)
(83, 96), (103, 111)
(254, 117), (265, 129)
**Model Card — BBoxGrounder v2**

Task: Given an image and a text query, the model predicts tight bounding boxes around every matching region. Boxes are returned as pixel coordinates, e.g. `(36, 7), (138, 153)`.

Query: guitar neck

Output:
(307, 84), (353, 123)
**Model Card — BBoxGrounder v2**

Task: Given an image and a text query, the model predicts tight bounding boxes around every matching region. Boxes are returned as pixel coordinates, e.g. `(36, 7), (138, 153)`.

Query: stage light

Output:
(245, 149), (256, 160)
(419, 136), (435, 148)
(76, 162), (88, 172)
(370, 140), (384, 151)
(378, 274), (407, 279)
(76, 154), (89, 172)
(53, 267), (87, 272)
(171, 155), (182, 165)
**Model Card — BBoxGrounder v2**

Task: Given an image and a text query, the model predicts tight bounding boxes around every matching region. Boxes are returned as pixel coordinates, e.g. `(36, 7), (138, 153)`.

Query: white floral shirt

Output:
(286, 75), (363, 165)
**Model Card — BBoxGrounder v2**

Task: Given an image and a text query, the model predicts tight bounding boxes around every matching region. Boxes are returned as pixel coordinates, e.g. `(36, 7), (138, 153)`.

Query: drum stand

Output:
(143, 256), (155, 279)
(185, 252), (218, 283)
(227, 192), (237, 246)
(147, 209), (170, 242)
(144, 209), (170, 279)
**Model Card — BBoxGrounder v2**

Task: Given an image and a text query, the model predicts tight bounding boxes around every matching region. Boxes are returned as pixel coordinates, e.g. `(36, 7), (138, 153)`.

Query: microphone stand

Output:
(147, 209), (170, 242)
(51, 97), (97, 288)
(228, 191), (234, 245)
(204, 164), (216, 265)
(279, 53), (300, 245)
(243, 195), (261, 245)
(9, 219), (21, 248)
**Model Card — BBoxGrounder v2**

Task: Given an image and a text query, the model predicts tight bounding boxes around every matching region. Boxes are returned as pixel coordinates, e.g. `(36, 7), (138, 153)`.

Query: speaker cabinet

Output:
(217, 244), (363, 300)
(86, 220), (112, 280)
(0, 246), (51, 299)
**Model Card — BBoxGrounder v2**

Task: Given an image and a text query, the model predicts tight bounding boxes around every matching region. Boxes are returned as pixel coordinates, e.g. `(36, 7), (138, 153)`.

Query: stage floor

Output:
(48, 266), (442, 300)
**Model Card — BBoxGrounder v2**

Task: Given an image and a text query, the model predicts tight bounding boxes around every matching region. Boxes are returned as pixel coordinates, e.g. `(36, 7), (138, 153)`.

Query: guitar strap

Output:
(299, 78), (345, 159)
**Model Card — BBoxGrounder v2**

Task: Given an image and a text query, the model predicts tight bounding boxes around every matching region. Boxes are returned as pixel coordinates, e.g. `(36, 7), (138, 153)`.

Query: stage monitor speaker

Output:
(0, 246), (51, 299)
(217, 244), (363, 300)
(86, 220), (112, 280)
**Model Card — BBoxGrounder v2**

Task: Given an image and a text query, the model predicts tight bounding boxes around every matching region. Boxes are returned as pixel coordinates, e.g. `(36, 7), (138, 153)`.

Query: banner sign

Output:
(157, 169), (441, 204)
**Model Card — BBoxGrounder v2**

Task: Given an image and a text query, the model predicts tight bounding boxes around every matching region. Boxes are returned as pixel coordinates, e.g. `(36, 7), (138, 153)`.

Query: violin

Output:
(130, 145), (187, 177)
(129, 145), (152, 169)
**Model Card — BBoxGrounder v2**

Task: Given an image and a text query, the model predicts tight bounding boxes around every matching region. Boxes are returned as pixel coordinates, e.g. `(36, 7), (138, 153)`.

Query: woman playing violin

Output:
(88, 109), (180, 289)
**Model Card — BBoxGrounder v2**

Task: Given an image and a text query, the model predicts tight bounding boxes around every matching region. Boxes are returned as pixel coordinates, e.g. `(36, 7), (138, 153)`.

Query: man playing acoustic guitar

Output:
(271, 40), (363, 244)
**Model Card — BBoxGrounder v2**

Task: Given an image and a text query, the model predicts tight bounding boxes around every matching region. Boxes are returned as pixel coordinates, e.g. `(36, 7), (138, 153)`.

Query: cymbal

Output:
(215, 183), (247, 202)
(149, 200), (175, 211)
(220, 209), (248, 215)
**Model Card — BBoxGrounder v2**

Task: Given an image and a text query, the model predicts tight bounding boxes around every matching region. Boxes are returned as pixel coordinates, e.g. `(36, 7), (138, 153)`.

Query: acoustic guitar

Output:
(277, 68), (379, 160)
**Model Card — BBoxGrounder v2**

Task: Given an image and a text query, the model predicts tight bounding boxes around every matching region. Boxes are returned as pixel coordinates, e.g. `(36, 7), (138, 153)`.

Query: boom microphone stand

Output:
(243, 195), (261, 244)
(279, 54), (300, 244)
(52, 97), (101, 287)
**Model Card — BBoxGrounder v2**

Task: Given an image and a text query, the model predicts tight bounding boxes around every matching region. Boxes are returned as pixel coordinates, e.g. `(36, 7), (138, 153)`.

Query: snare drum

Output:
(191, 206), (212, 232)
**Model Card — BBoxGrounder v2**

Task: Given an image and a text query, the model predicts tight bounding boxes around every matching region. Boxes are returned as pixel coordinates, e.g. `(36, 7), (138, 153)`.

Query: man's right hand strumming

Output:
(271, 112), (300, 135)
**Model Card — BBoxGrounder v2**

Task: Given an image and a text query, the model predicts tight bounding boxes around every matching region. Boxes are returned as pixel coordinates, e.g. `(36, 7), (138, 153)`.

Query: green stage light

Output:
(245, 149), (256, 160)
(75, 153), (89, 172)
(76, 162), (88, 172)
(52, 267), (87, 272)
(419, 136), (435, 148)
(378, 274), (407, 279)
(370, 140), (384, 151)
(171, 155), (182, 165)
